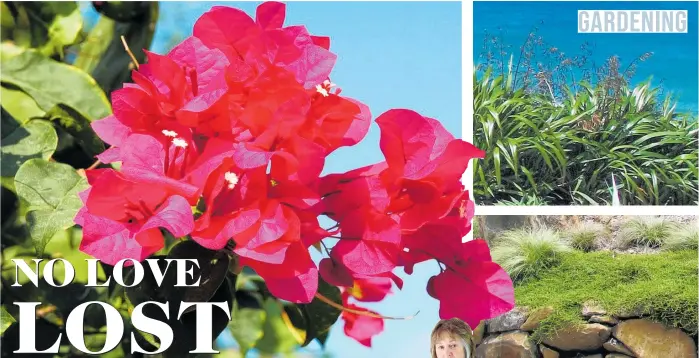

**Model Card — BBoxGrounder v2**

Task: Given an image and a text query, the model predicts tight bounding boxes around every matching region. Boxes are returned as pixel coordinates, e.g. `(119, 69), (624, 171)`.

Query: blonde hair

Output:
(430, 318), (475, 358)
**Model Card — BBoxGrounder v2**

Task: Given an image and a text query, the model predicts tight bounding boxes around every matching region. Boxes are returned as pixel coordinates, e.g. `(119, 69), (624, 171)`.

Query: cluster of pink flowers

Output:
(75, 2), (514, 346)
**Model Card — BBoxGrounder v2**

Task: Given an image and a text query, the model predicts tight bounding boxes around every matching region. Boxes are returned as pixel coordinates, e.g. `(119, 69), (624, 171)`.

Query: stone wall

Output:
(473, 304), (698, 358)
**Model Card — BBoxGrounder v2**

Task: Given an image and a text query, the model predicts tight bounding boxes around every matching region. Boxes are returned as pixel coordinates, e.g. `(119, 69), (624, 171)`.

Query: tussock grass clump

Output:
(618, 217), (678, 249)
(663, 224), (699, 252)
(473, 217), (482, 239)
(565, 222), (607, 252)
(515, 250), (698, 343)
(490, 227), (571, 282)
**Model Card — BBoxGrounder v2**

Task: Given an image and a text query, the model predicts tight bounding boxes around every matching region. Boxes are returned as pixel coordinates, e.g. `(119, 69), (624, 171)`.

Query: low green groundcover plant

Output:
(514, 250), (698, 342)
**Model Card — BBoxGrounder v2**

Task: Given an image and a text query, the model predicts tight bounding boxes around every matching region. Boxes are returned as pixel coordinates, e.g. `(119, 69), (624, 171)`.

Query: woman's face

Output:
(434, 335), (466, 358)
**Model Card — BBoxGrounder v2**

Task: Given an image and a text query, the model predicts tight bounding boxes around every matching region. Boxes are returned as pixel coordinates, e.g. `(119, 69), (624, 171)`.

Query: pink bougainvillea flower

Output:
(236, 66), (310, 143)
(345, 272), (403, 303)
(75, 169), (194, 266)
(266, 135), (327, 186)
(184, 138), (273, 190)
(319, 257), (355, 288)
(89, 115), (132, 163)
(396, 210), (514, 327)
(239, 238), (319, 303)
(95, 132), (226, 207)
(187, 141), (272, 250)
(75, 1), (497, 348)
(420, 237), (514, 328)
(427, 265), (514, 329)
(117, 134), (199, 181)
(330, 208), (402, 276)
(231, 200), (299, 264)
(166, 36), (230, 96)
(302, 94), (372, 155)
(295, 209), (333, 249)
(316, 162), (390, 222)
(340, 294), (385, 347)
(89, 37), (230, 159)
(255, 1), (331, 51)
(375, 109), (485, 231)
(193, 1), (336, 89)
(318, 256), (404, 299)
(133, 49), (229, 129)
(398, 193), (476, 275)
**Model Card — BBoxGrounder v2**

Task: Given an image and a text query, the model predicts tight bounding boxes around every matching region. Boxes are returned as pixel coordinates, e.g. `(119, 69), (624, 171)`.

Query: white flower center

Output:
(162, 129), (178, 137)
(225, 172), (239, 189)
(316, 84), (329, 97)
(316, 79), (337, 97)
(172, 138), (188, 148)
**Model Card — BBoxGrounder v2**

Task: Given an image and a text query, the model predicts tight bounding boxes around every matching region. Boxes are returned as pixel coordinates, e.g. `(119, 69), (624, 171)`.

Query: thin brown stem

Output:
(320, 240), (332, 256)
(87, 159), (101, 170)
(314, 292), (419, 320)
(121, 36), (140, 70)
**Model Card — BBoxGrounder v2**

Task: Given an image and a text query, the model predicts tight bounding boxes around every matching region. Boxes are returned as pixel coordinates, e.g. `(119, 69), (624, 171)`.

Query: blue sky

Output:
(83, 2), (463, 357)
(474, 1), (699, 113)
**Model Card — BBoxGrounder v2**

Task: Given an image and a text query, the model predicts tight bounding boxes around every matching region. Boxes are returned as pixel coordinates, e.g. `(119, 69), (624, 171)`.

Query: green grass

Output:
(566, 222), (607, 252)
(514, 250), (698, 342)
(618, 217), (679, 248)
(490, 228), (572, 283)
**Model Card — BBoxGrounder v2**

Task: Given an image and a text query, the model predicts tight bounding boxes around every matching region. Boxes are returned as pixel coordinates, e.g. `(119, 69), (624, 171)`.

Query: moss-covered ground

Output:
(513, 249), (698, 342)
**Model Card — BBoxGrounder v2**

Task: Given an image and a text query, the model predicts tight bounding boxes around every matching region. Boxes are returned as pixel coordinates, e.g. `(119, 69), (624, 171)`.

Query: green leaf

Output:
(0, 316), (62, 352)
(79, 333), (125, 358)
(1, 4), (36, 48)
(14, 159), (88, 256)
(0, 37), (24, 61)
(229, 291), (267, 356)
(169, 240), (230, 311)
(84, 3), (159, 97)
(1, 115), (58, 182)
(72, 16), (115, 74)
(316, 331), (330, 348)
(40, 2), (83, 58)
(125, 258), (235, 357)
(45, 104), (105, 159)
(255, 298), (300, 355)
(1, 228), (101, 285)
(42, 228), (106, 284)
(2, 2), (83, 58)
(1, 305), (16, 335)
(125, 240), (230, 315)
(93, 2), (152, 22)
(0, 85), (45, 123)
(296, 277), (342, 347)
(1, 3), (14, 28)
(0, 42), (112, 121)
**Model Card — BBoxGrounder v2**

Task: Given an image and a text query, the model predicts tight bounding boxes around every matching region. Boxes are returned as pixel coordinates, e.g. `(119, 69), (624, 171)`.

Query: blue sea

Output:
(474, 1), (699, 115)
